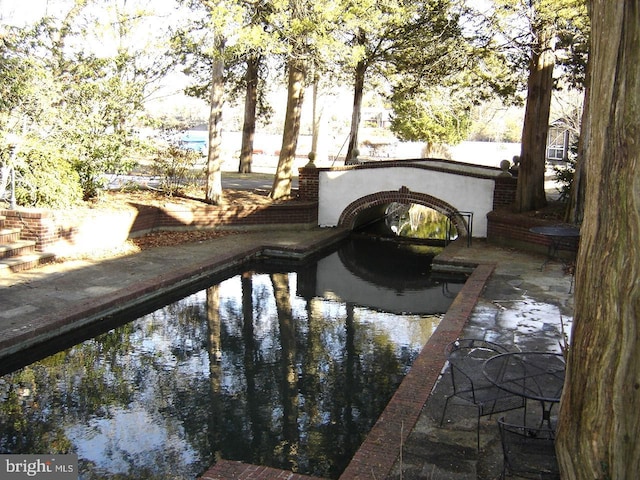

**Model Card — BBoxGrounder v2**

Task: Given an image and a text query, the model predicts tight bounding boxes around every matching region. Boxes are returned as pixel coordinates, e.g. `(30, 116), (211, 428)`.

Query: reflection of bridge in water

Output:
(311, 246), (465, 315)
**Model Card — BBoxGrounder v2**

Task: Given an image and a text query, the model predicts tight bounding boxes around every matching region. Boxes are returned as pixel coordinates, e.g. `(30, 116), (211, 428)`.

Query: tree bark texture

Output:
(556, 2), (640, 479)
(206, 44), (224, 205)
(346, 58), (366, 165)
(567, 62), (592, 225)
(515, 21), (554, 212)
(311, 77), (321, 160)
(271, 59), (306, 200)
(239, 55), (260, 174)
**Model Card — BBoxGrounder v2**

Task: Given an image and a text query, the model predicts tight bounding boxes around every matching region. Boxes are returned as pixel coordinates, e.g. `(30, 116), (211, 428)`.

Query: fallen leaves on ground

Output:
(131, 229), (239, 250)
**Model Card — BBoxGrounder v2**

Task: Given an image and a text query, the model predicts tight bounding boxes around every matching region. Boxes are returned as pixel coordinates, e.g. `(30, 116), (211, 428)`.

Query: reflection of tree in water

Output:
(0, 270), (431, 479)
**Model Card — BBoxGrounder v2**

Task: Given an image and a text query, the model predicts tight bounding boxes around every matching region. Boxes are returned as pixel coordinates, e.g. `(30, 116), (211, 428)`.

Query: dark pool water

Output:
(0, 238), (465, 479)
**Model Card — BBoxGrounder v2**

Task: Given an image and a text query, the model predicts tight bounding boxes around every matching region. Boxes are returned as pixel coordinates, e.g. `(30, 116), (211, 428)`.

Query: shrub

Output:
(150, 143), (203, 196)
(14, 144), (83, 208)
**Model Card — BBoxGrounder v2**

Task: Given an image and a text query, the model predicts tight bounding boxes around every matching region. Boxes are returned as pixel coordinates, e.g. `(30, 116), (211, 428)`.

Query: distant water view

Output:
(180, 129), (520, 173)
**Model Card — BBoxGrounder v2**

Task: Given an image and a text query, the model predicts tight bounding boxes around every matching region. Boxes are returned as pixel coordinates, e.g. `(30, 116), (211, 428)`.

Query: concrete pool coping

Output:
(0, 228), (349, 366)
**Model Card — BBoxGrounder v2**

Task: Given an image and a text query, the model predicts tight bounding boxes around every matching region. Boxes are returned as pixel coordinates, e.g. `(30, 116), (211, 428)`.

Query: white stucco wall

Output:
(317, 166), (496, 237)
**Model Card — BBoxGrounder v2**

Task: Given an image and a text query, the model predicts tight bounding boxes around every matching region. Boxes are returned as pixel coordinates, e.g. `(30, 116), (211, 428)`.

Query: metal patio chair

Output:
(497, 417), (560, 479)
(439, 338), (526, 449)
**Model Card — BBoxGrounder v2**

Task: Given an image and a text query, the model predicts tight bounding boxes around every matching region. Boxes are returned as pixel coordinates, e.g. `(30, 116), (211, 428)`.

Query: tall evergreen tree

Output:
(269, 0), (346, 199)
(482, 0), (588, 212)
(341, 0), (465, 164)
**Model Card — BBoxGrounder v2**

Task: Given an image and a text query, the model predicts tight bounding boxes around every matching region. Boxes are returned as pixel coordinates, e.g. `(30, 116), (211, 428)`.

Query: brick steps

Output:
(0, 215), (55, 276)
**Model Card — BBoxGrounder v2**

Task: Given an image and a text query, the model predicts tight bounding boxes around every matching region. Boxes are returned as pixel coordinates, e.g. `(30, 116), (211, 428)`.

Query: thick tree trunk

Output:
(205, 42), (224, 205)
(515, 22), (554, 212)
(345, 58), (366, 165)
(556, 2), (640, 478)
(239, 55), (260, 174)
(270, 59), (306, 200)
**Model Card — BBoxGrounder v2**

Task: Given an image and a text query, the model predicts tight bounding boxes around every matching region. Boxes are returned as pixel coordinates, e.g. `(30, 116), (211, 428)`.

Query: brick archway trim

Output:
(338, 186), (469, 237)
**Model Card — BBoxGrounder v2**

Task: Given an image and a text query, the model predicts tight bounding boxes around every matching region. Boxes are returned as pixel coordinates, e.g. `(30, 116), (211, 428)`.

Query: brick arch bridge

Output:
(298, 159), (517, 238)
(338, 187), (470, 238)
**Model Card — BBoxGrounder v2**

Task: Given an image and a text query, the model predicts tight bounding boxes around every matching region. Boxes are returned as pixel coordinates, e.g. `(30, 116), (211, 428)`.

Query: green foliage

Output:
(553, 156), (576, 203)
(553, 0), (589, 89)
(13, 142), (83, 208)
(393, 204), (452, 240)
(389, 88), (471, 145)
(0, 28), (33, 122)
(150, 141), (204, 196)
(476, 0), (589, 93)
(1, 3), (172, 205)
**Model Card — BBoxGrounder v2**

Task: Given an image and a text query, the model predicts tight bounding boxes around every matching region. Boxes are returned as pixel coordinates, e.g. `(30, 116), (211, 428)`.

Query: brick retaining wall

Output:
(1, 197), (318, 256)
(487, 208), (579, 258)
(492, 176), (517, 209)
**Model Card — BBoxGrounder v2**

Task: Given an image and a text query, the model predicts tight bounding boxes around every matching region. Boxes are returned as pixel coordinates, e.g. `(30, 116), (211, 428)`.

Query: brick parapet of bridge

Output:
(314, 159), (500, 179)
(298, 167), (320, 201)
(493, 176), (517, 209)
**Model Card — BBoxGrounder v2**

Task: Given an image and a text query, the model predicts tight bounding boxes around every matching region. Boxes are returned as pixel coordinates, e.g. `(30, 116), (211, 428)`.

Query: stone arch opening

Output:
(337, 186), (469, 238)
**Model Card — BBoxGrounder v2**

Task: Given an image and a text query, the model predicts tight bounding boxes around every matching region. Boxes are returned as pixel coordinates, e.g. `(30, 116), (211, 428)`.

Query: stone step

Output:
(0, 252), (56, 276)
(0, 227), (21, 244)
(0, 239), (37, 260)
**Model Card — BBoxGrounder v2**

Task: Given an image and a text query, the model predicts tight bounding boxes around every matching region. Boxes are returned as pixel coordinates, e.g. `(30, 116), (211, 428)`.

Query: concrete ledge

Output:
(0, 229), (347, 365)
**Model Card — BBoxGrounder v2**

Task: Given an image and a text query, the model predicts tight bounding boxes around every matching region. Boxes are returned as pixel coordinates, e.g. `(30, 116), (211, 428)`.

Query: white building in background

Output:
(546, 120), (575, 164)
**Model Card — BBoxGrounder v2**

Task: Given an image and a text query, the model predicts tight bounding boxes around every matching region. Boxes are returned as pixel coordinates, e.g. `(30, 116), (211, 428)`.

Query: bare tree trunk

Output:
(205, 39), (224, 205)
(270, 59), (306, 200)
(346, 55), (366, 165)
(311, 75), (320, 158)
(566, 68), (590, 225)
(515, 21), (554, 212)
(239, 55), (260, 174)
(556, 3), (640, 478)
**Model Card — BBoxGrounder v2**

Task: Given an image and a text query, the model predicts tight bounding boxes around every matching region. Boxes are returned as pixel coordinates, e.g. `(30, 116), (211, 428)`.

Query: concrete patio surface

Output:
(387, 239), (573, 480)
(0, 229), (574, 479)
